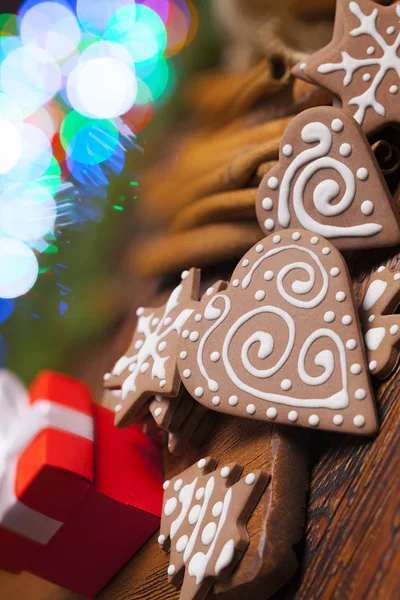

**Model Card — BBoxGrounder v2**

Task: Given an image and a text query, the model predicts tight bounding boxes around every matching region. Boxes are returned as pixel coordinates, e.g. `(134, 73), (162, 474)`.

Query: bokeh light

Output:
(0, 0), (198, 306)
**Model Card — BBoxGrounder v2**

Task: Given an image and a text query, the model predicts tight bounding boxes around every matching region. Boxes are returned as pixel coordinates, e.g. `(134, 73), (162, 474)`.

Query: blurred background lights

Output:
(0, 238), (39, 299)
(0, 118), (21, 174)
(0, 0), (199, 303)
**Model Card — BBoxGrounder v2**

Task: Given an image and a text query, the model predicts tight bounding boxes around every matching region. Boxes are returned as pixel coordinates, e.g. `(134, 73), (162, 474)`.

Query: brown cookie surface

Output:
(256, 106), (400, 250)
(360, 264), (400, 379)
(178, 229), (378, 435)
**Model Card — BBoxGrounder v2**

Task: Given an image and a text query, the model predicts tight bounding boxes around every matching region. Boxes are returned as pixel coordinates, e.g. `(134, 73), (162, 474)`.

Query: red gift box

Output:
(0, 370), (163, 598)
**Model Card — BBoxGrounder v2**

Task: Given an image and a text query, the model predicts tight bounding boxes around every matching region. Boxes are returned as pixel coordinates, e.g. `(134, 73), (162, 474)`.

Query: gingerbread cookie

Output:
(295, 0), (400, 135)
(178, 230), (378, 435)
(159, 457), (269, 600)
(104, 269), (201, 427)
(256, 106), (400, 250)
(360, 264), (400, 379)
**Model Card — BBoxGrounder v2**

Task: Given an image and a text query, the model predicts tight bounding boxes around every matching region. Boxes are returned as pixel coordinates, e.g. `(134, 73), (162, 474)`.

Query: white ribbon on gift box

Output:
(0, 370), (94, 545)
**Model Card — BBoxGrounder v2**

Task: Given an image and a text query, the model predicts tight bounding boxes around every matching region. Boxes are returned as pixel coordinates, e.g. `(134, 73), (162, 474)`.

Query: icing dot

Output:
(367, 46), (375, 55)
(267, 176), (279, 190)
(152, 317), (160, 327)
(368, 315), (375, 323)
(395, 274), (400, 281)
(264, 218), (275, 230)
(346, 339), (357, 350)
(158, 341), (167, 352)
(292, 232), (301, 240)
(103, 373), (111, 381)
(232, 279), (240, 287)
(390, 325), (399, 335)
(245, 473), (256, 485)
(208, 380), (219, 392)
(242, 259), (249, 267)
(174, 478), (183, 492)
(212, 396), (221, 406)
(322, 247), (331, 255)
(168, 565), (176, 577)
(362, 73), (371, 82)
(390, 85), (398, 94)
(164, 498), (177, 516)
(361, 200), (374, 215)
(163, 480), (170, 490)
(182, 330), (189, 339)
(164, 317), (172, 326)
(206, 287), (214, 296)
(183, 369), (191, 379)
(354, 415), (365, 428)
(135, 340), (143, 350)
(324, 311), (335, 323)
(196, 487), (205, 500)
(176, 535), (188, 553)
(195, 314), (203, 322)
(330, 267), (340, 277)
(387, 25), (395, 34)
(357, 167), (368, 181)
(264, 270), (274, 281)
(333, 415), (344, 426)
(160, 380), (166, 388)
(189, 331), (200, 342)
(309, 414), (320, 427)
(155, 394), (163, 402)
(211, 351), (220, 362)
(229, 395), (239, 406)
(181, 270), (189, 280)
(299, 62), (306, 70)
(283, 144), (293, 157)
(221, 467), (231, 478)
(136, 307), (144, 316)
(256, 244), (264, 253)
(180, 351), (187, 359)
(212, 502), (223, 518)
(140, 362), (150, 373)
(377, 266), (386, 273)
(273, 235), (281, 244)
(198, 458), (206, 469)
(246, 404), (256, 415)
(342, 315), (352, 325)
(311, 236), (319, 245)
(281, 379), (292, 391)
(202, 522), (217, 546)
(189, 504), (201, 525)
(355, 389), (367, 400)
(369, 360), (377, 371)
(255, 290), (266, 301)
(267, 407), (277, 419)
(339, 143), (352, 157)
(195, 387), (204, 397)
(154, 407), (162, 418)
(115, 404), (122, 413)
(336, 291), (346, 302)
(331, 118), (344, 132)
(262, 197), (273, 210)
(351, 363), (362, 375)
(158, 534), (165, 545)
(288, 410), (298, 422)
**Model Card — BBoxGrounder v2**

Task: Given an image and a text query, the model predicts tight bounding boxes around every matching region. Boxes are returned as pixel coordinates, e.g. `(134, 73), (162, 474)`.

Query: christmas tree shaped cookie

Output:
(159, 457), (268, 600)
(178, 230), (378, 435)
(256, 106), (400, 250)
(294, 0), (400, 135)
(360, 265), (400, 379)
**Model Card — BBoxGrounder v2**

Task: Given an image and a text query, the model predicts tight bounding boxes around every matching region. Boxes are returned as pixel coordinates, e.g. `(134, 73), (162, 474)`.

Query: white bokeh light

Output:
(0, 238), (39, 299)
(0, 183), (56, 243)
(5, 123), (52, 183)
(0, 118), (21, 175)
(67, 56), (137, 119)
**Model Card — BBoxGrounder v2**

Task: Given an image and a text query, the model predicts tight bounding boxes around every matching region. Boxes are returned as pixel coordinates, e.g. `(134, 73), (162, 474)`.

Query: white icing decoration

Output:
(331, 267), (340, 277)
(163, 480), (170, 490)
(322, 247), (331, 255)
(229, 395), (239, 406)
(262, 197), (273, 210)
(292, 232), (301, 240)
(256, 244), (264, 253)
(206, 287), (214, 296)
(198, 459), (206, 469)
(232, 279), (240, 287)
(336, 291), (346, 302)
(333, 414), (344, 425)
(342, 315), (352, 325)
(195, 387), (204, 397)
(390, 85), (398, 93)
(288, 410), (298, 422)
(189, 504), (201, 525)
(355, 389), (366, 400)
(215, 539), (235, 576)
(180, 351), (187, 359)
(164, 497), (177, 517)
(309, 414), (320, 427)
(152, 318), (160, 327)
(283, 144), (293, 157)
(212, 396), (221, 406)
(390, 325), (399, 335)
(275, 121), (382, 237)
(378, 266), (386, 273)
(351, 364), (362, 374)
(346, 339), (357, 350)
(357, 167), (368, 181)
(158, 534), (165, 545)
(221, 467), (230, 478)
(196, 488), (205, 501)
(115, 404), (122, 413)
(363, 279), (387, 310)
(339, 143), (352, 157)
(369, 360), (377, 371)
(318, 1), (400, 125)
(273, 235), (281, 244)
(264, 218), (275, 230)
(183, 369), (191, 378)
(354, 415), (365, 428)
(268, 176), (279, 190)
(182, 330), (189, 339)
(201, 522), (217, 545)
(331, 118), (344, 132)
(267, 407), (277, 419)
(245, 473), (256, 485)
(103, 373), (111, 381)
(264, 270), (274, 281)
(176, 535), (188, 552)
(246, 404), (256, 415)
(154, 407), (162, 417)
(190, 331), (200, 342)
(168, 565), (176, 576)
(361, 200), (374, 215)
(210, 352), (220, 362)
(311, 236), (319, 244)
(324, 311), (335, 323)
(195, 314), (203, 322)
(281, 379), (292, 391)
(365, 327), (386, 350)
(158, 341), (167, 352)
(255, 290), (266, 301)
(242, 259), (249, 267)
(212, 502), (223, 518)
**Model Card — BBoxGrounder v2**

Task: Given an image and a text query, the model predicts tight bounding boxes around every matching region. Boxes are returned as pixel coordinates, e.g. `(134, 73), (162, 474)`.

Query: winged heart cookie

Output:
(178, 230), (378, 435)
(256, 106), (400, 250)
